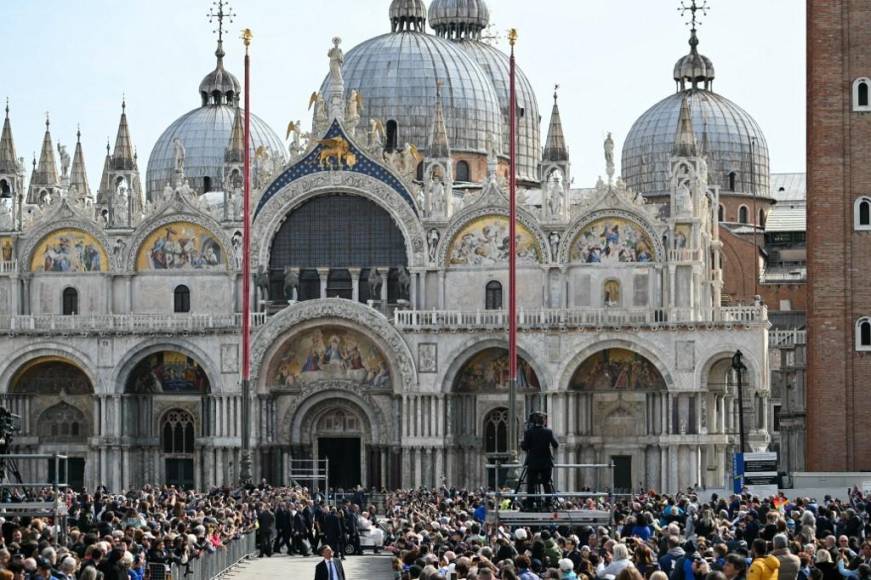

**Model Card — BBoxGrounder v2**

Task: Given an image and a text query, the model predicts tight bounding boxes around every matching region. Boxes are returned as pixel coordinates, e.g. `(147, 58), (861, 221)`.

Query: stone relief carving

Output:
(418, 343), (437, 374)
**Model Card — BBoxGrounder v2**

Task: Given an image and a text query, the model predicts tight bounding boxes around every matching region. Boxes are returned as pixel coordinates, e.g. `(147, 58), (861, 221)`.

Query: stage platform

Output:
(487, 509), (612, 527)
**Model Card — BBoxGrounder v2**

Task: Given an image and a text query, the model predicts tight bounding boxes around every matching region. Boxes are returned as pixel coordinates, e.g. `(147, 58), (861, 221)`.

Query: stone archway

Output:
(279, 389), (391, 490)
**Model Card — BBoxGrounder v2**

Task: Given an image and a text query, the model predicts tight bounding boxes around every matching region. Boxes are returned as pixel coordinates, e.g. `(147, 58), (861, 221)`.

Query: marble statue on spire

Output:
(327, 37), (346, 123)
(604, 132), (615, 185)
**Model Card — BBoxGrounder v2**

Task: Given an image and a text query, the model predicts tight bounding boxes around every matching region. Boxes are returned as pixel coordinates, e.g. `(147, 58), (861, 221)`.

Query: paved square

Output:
(224, 553), (394, 580)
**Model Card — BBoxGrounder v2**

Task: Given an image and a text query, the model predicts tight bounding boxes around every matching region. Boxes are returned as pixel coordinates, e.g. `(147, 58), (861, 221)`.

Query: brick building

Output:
(807, 0), (871, 471)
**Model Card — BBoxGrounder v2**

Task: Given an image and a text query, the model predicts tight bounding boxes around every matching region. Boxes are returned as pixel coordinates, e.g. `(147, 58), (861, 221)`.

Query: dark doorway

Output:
(48, 457), (85, 491)
(165, 458), (194, 489)
(611, 455), (632, 493)
(319, 437), (361, 490)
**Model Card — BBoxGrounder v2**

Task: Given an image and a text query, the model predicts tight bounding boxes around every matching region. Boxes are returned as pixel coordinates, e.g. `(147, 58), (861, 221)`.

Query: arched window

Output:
(855, 197), (871, 230)
(173, 285), (191, 313)
(758, 209), (766, 229)
(62, 288), (78, 316)
(718, 204), (725, 222)
(738, 205), (749, 224)
(857, 318), (871, 351)
(729, 172), (737, 192)
(455, 160), (471, 183)
(203, 176), (212, 194)
(0, 179), (10, 196)
(854, 78), (871, 111)
(385, 120), (398, 151)
(484, 408), (509, 454)
(416, 162), (424, 182)
(161, 410), (195, 454)
(485, 281), (503, 310)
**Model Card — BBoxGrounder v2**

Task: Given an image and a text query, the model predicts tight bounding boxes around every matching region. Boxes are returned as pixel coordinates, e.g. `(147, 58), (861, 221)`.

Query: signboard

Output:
(862, 481), (871, 496)
(734, 452), (779, 497)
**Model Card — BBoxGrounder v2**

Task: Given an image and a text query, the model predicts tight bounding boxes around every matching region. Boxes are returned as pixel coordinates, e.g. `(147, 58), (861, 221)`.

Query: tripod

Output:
(513, 464), (559, 512)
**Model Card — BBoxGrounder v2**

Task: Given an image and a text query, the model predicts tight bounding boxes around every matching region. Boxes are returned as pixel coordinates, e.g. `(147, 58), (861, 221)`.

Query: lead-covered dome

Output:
(428, 0), (540, 182)
(324, 29), (503, 158)
(453, 40), (540, 182)
(622, 31), (769, 198)
(390, 0), (427, 31)
(147, 42), (285, 199)
(147, 107), (285, 198)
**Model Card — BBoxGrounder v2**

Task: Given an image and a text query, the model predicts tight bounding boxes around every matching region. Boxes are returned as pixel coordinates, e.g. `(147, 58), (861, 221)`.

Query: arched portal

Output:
(268, 194), (408, 304)
(567, 348), (668, 493)
(291, 397), (378, 490)
(448, 347), (540, 489)
(9, 357), (93, 489)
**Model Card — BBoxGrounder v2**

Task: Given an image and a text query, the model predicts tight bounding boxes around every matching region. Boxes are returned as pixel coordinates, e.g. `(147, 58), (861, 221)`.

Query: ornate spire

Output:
(69, 126), (91, 197)
(0, 98), (19, 176)
(428, 80), (451, 158)
(542, 86), (569, 163)
(207, 0), (235, 61)
(673, 93), (698, 157)
(111, 99), (136, 171)
(26, 114), (60, 203)
(674, 1), (715, 91)
(97, 138), (112, 206)
(225, 105), (246, 164)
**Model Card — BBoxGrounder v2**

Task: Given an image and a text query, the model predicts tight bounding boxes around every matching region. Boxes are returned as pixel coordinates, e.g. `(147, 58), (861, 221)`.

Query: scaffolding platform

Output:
(485, 462), (616, 528)
(486, 508), (612, 527)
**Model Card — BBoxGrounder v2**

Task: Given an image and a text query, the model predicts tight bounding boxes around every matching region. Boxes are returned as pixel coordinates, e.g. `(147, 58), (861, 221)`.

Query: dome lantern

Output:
(673, 29), (715, 92)
(390, 0), (427, 32)
(429, 0), (491, 40)
(199, 0), (241, 106)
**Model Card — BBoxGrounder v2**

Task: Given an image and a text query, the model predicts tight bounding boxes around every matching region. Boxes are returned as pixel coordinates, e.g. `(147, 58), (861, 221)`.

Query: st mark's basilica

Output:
(0, 0), (771, 493)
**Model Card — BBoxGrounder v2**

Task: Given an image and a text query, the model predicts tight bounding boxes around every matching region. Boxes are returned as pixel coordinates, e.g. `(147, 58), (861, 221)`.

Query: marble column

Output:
(349, 268), (361, 303)
(409, 269), (418, 309)
(379, 268), (389, 304)
(438, 271), (446, 309)
(317, 268), (329, 299)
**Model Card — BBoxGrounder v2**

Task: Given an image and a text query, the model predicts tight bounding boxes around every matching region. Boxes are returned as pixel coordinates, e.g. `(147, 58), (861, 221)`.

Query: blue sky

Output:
(1, 0), (805, 188)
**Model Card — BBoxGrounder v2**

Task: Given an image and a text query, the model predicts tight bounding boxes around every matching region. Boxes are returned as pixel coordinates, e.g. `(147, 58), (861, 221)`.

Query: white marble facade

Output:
(0, 0), (771, 493)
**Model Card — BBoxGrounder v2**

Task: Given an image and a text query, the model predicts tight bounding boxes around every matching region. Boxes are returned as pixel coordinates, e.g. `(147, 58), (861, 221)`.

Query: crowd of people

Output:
(366, 486), (871, 580)
(0, 483), (869, 580)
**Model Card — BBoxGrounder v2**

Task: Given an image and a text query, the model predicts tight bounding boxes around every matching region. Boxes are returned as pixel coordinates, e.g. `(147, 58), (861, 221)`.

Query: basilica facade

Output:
(0, 0), (770, 493)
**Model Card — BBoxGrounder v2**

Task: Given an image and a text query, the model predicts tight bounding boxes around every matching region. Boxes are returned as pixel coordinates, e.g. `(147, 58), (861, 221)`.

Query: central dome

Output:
(322, 29), (503, 159)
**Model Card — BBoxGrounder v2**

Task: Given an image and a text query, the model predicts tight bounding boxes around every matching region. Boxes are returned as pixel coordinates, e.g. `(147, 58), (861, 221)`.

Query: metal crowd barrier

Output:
(161, 531), (257, 580)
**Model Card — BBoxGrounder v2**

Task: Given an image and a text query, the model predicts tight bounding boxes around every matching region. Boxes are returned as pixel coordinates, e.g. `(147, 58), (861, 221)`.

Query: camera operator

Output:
(519, 411), (559, 511)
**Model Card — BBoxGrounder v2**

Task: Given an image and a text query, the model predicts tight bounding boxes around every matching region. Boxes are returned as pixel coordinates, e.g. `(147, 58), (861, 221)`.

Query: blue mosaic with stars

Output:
(254, 121), (418, 218)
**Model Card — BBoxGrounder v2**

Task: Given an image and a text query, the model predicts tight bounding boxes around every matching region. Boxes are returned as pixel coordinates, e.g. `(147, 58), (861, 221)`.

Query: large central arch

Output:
(251, 171), (427, 270)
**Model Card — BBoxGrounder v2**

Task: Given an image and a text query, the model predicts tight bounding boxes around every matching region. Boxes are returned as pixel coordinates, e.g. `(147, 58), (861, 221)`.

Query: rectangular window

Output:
(773, 405), (782, 432)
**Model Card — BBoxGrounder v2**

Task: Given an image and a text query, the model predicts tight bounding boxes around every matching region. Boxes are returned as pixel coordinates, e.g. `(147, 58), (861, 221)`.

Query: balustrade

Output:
(394, 305), (767, 330)
(0, 312), (267, 334)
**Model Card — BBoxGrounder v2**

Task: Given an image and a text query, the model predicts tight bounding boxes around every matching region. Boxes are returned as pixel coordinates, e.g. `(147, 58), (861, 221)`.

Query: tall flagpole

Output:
(508, 28), (519, 459)
(240, 27), (253, 485)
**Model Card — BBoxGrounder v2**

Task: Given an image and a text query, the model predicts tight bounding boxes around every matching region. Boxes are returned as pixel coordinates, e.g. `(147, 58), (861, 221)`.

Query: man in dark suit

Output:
(343, 503), (360, 556)
(324, 507), (346, 559)
(273, 501), (292, 555)
(292, 503), (311, 556)
(314, 545), (345, 580)
(520, 411), (559, 511)
(257, 503), (276, 557)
